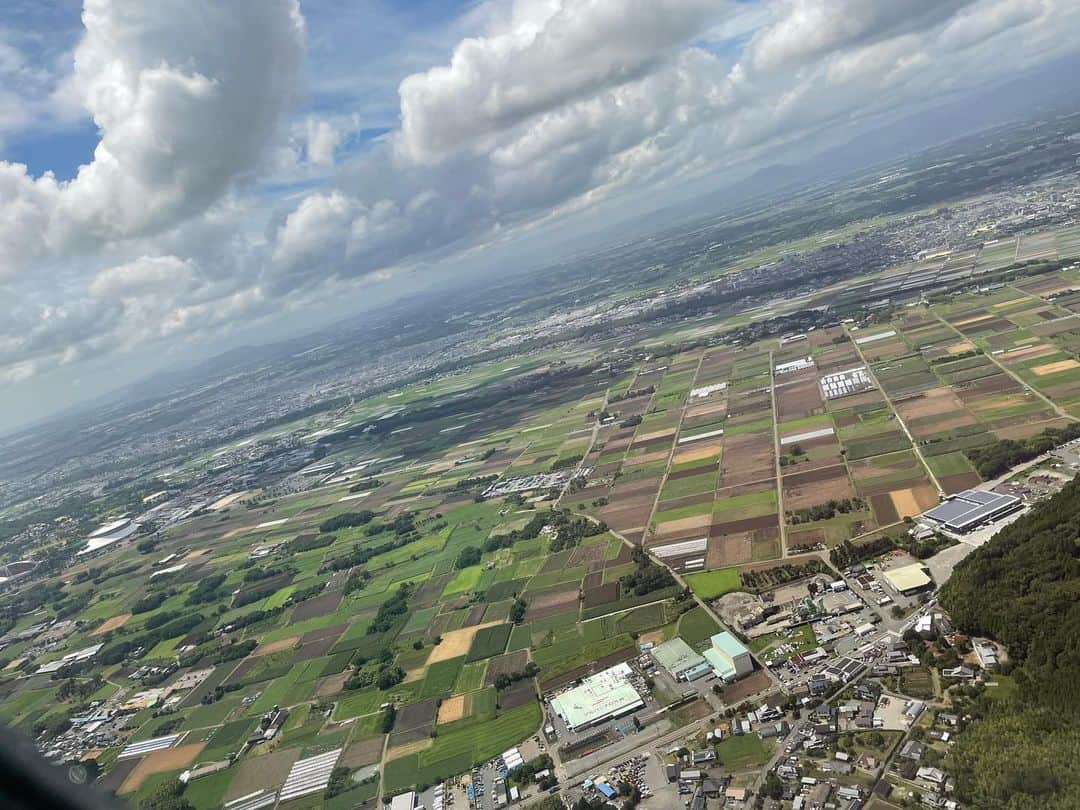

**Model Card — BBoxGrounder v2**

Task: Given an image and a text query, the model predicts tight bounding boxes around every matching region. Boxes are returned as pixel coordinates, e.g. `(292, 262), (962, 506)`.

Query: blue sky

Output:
(1, 0), (1079, 431)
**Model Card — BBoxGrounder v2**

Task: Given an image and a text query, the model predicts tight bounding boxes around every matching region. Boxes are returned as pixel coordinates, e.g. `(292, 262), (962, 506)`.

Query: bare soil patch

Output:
(437, 694), (466, 724)
(939, 472), (982, 494)
(710, 514), (780, 536)
(484, 650), (530, 687)
(672, 440), (724, 465)
(427, 621), (500, 664)
(119, 743), (205, 794)
(500, 679), (537, 710)
(253, 636), (298, 656)
(523, 589), (579, 621)
(582, 582), (620, 609)
(463, 604), (487, 628)
(706, 532), (753, 567)
(341, 737), (385, 768)
(91, 613), (131, 636)
(290, 591), (343, 623)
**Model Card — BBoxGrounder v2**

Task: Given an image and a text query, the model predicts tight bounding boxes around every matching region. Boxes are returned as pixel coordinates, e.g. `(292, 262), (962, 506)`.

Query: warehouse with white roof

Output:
(549, 662), (643, 732)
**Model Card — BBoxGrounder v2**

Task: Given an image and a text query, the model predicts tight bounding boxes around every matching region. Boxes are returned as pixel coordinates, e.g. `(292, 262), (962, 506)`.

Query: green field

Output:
(684, 568), (742, 599)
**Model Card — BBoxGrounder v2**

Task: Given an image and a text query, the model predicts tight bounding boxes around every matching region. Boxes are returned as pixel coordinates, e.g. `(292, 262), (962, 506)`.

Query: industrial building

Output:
(921, 489), (1022, 534)
(651, 638), (708, 681)
(882, 563), (933, 596)
(549, 662), (644, 732)
(701, 631), (752, 682)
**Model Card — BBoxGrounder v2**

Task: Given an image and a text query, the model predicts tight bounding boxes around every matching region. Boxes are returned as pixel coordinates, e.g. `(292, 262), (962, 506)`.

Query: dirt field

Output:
(253, 636), (298, 656)
(522, 588), (579, 621)
(290, 591), (343, 622)
(895, 388), (967, 421)
(654, 513), (712, 535)
(706, 532), (753, 567)
(889, 489), (922, 519)
(782, 465), (853, 510)
(426, 621), (500, 664)
(437, 694), (466, 724)
(672, 440), (724, 465)
(463, 604), (487, 627)
(720, 434), (775, 486)
(582, 582), (619, 609)
(340, 737), (385, 768)
(119, 743), (205, 793)
(225, 748), (300, 801)
(938, 472), (982, 494)
(1032, 359), (1080, 376)
(91, 613), (131, 636)
(315, 672), (350, 698)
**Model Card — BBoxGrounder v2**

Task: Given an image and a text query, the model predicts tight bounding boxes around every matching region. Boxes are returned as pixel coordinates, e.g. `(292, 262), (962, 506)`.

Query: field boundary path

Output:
(846, 326), (946, 496)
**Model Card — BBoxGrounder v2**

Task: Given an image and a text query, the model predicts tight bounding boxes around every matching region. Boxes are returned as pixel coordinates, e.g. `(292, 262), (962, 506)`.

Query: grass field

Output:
(716, 733), (771, 769)
(421, 656), (466, 698)
(684, 568), (742, 599)
(383, 702), (542, 793)
(465, 624), (512, 662)
(677, 606), (721, 648)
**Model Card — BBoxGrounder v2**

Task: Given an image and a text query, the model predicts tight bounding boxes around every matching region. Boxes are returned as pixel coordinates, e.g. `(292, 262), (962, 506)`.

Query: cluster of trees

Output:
(509, 597), (527, 624)
(242, 564), (295, 584)
(965, 422), (1080, 479)
(348, 478), (381, 493)
(939, 477), (1080, 807)
(185, 572), (228, 605)
(740, 559), (831, 592)
(99, 612), (204, 665)
(319, 510), (376, 532)
(787, 497), (865, 524)
(609, 385), (655, 403)
(131, 591), (168, 614)
(829, 536), (896, 569)
(507, 753), (555, 787)
(457, 512), (553, 569)
(493, 661), (539, 690)
(453, 474), (498, 492)
(139, 780), (192, 810)
(620, 547), (676, 596)
(288, 532), (336, 553)
(548, 510), (606, 552)
(551, 454), (584, 471)
(367, 584), (412, 635)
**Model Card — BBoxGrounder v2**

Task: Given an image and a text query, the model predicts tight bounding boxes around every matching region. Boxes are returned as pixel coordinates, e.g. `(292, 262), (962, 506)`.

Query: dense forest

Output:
(939, 477), (1080, 808)
(963, 422), (1080, 479)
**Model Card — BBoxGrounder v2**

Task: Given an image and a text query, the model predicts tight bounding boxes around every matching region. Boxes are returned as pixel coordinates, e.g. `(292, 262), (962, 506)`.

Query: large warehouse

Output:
(652, 638), (708, 681)
(549, 662), (644, 732)
(702, 631), (753, 682)
(882, 563), (934, 596)
(922, 489), (1022, 534)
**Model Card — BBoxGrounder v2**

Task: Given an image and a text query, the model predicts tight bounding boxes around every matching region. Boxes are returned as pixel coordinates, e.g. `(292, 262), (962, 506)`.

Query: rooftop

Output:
(710, 631), (749, 659)
(652, 637), (705, 674)
(549, 662), (643, 729)
(883, 563), (932, 593)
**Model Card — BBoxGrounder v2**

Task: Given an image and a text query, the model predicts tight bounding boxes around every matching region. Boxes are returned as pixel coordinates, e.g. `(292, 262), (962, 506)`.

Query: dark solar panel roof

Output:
(924, 489), (1020, 530)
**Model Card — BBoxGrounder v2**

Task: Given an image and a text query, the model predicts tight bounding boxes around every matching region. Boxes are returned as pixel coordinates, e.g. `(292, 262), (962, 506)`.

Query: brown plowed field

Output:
(706, 533), (753, 567)
(484, 650), (530, 687)
(582, 582), (620, 609)
(523, 589), (579, 621)
(939, 472), (982, 494)
(667, 463), (720, 480)
(783, 466), (854, 510)
(290, 590), (344, 623)
(463, 604), (487, 627)
(709, 514), (779, 535)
